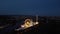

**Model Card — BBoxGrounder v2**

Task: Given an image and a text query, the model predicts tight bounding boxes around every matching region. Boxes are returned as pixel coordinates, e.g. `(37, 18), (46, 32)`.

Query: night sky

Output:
(0, 0), (60, 16)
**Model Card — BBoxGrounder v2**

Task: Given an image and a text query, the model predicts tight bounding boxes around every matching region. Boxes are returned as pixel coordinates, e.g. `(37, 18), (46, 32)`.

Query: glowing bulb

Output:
(35, 22), (39, 24)
(21, 25), (24, 28)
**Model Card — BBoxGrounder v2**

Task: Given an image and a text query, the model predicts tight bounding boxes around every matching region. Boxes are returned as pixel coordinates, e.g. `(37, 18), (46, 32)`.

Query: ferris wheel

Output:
(24, 19), (33, 28)
(15, 15), (39, 31)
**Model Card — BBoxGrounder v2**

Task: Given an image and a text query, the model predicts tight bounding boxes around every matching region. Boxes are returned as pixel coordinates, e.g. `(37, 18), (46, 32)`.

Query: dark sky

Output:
(0, 0), (60, 16)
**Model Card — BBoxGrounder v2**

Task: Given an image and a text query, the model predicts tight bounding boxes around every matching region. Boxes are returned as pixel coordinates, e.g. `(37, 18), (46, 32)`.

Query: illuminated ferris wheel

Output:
(24, 19), (33, 28)
(15, 15), (39, 31)
(21, 15), (39, 28)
